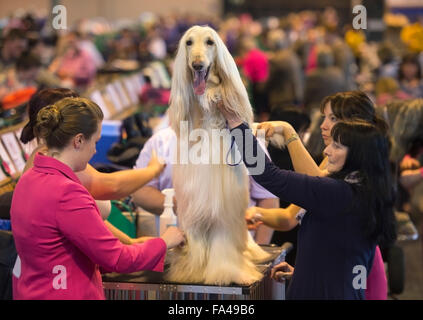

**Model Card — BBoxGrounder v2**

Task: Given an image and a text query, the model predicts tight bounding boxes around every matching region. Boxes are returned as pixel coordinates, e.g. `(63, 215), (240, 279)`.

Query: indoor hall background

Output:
(1, 0), (422, 300)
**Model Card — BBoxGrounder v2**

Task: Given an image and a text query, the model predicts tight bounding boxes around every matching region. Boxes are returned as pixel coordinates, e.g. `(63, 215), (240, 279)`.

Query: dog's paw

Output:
(208, 73), (221, 86)
(205, 81), (222, 101)
(208, 90), (222, 104)
(269, 133), (285, 149)
(252, 123), (286, 149)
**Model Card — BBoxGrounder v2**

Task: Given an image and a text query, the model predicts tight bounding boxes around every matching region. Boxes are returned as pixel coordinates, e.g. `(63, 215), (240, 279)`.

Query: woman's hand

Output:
(215, 100), (243, 129)
(270, 262), (294, 282)
(148, 150), (165, 177)
(257, 121), (296, 140)
(245, 206), (263, 230)
(161, 226), (185, 249)
(400, 155), (420, 171)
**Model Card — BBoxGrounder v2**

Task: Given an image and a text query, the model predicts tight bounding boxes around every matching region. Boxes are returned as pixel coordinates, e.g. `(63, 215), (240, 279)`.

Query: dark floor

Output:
(391, 220), (423, 300)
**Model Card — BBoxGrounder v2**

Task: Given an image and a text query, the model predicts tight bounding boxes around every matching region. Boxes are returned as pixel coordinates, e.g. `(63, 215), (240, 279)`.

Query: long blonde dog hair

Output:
(165, 25), (268, 285)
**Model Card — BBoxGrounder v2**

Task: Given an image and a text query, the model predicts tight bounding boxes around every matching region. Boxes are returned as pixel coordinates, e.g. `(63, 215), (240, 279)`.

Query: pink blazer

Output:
(11, 153), (166, 300)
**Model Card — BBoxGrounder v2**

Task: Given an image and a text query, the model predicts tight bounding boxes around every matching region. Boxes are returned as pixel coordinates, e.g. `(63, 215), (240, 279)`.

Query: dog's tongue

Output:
(193, 70), (206, 95)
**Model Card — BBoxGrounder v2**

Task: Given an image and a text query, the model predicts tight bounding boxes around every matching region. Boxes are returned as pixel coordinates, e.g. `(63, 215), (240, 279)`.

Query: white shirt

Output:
(134, 127), (277, 207)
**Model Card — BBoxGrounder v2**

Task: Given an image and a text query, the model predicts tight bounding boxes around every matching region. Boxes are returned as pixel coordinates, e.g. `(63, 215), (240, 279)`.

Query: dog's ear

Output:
(169, 30), (194, 135)
(210, 28), (254, 126)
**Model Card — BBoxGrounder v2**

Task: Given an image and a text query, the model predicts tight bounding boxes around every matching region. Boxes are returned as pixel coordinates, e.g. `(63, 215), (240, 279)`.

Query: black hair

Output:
(16, 53), (41, 71)
(4, 28), (26, 41)
(377, 43), (396, 65)
(329, 120), (397, 247)
(320, 91), (388, 135)
(20, 88), (80, 144)
(398, 52), (422, 81)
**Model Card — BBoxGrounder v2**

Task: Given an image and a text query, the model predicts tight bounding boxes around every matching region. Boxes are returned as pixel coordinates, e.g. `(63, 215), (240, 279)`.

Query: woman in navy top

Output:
(220, 105), (396, 299)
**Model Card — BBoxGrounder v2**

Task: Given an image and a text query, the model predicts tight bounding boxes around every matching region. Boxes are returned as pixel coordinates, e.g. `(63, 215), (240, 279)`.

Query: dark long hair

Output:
(320, 90), (388, 135)
(20, 88), (79, 144)
(329, 120), (397, 247)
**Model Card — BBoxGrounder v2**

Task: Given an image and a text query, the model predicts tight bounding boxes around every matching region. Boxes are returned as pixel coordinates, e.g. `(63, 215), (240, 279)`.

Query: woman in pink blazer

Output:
(11, 97), (184, 299)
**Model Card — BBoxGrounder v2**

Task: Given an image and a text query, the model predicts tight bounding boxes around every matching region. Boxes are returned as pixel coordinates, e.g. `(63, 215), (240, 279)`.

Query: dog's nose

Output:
(192, 63), (204, 71)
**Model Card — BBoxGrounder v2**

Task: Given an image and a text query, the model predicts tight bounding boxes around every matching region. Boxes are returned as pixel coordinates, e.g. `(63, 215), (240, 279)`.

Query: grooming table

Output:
(102, 243), (293, 300)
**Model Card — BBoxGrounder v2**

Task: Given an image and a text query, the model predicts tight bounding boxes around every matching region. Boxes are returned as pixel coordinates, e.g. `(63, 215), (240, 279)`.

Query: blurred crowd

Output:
(1, 7), (423, 216)
(0, 8), (423, 299)
(1, 8), (423, 112)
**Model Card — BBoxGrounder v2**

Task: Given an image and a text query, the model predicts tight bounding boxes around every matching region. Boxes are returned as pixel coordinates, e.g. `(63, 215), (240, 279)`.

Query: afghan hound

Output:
(166, 25), (271, 285)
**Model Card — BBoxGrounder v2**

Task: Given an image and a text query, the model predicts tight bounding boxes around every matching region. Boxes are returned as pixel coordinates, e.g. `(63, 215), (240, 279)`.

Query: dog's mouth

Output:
(192, 65), (211, 96)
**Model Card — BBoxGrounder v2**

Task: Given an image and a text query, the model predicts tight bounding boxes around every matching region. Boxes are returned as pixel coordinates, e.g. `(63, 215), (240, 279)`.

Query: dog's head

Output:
(169, 25), (253, 133)
(183, 26), (217, 96)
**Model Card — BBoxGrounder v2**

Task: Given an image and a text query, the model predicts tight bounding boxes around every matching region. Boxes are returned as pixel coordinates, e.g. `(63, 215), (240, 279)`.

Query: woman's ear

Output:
(73, 133), (85, 150)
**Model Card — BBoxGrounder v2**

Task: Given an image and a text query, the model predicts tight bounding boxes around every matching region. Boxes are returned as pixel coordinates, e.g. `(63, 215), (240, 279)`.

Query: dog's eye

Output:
(186, 40), (192, 46)
(206, 39), (214, 46)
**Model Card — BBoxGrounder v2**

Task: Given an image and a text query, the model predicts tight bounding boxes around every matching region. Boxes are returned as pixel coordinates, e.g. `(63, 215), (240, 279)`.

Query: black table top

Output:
(102, 244), (285, 288)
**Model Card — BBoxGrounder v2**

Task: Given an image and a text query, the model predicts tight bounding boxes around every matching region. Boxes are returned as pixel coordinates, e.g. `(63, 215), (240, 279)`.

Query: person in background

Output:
(108, 28), (139, 61)
(138, 40), (154, 65)
(303, 44), (347, 116)
(0, 53), (63, 102)
(384, 99), (423, 217)
(376, 43), (399, 80)
(374, 77), (410, 107)
(15, 53), (63, 90)
(0, 29), (27, 69)
(76, 28), (105, 70)
(48, 31), (97, 89)
(11, 97), (184, 299)
(398, 141), (423, 215)
(0, 29), (29, 100)
(237, 36), (270, 121)
(147, 26), (167, 61)
(329, 33), (357, 92)
(265, 29), (304, 108)
(398, 53), (423, 98)
(139, 72), (171, 115)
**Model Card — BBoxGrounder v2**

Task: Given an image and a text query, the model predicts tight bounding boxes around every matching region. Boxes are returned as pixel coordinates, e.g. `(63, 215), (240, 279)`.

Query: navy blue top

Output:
(230, 123), (376, 300)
